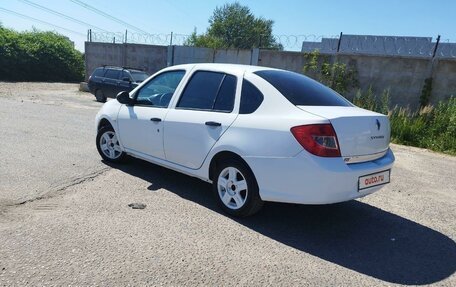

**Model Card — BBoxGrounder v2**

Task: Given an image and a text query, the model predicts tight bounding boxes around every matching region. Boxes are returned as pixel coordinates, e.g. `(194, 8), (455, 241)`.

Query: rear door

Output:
(163, 70), (239, 169)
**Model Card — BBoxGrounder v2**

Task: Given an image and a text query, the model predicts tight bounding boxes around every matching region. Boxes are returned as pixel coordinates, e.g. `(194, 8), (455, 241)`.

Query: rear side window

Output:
(254, 70), (352, 106)
(104, 69), (121, 80)
(177, 71), (236, 112)
(240, 80), (264, 114)
(92, 68), (105, 77)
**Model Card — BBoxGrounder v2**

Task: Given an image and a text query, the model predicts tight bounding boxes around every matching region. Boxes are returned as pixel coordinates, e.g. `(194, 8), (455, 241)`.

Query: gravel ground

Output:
(0, 82), (455, 286)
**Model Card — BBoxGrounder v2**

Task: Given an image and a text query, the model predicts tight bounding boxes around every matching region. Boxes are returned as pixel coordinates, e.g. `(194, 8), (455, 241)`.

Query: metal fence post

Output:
(432, 35), (441, 58)
(125, 29), (128, 44)
(170, 32), (173, 46)
(337, 32), (343, 53)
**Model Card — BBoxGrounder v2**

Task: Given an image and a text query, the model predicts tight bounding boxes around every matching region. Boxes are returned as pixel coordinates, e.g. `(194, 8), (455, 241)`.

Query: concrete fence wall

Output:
(170, 46), (257, 65)
(85, 42), (167, 79)
(85, 42), (456, 109)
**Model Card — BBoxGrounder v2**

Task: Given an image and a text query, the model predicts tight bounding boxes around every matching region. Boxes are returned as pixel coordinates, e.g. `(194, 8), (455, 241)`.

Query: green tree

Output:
(0, 26), (84, 82)
(186, 2), (282, 49)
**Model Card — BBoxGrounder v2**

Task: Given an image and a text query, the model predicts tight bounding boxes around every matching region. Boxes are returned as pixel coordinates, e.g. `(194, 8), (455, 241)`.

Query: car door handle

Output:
(205, 121), (221, 127)
(150, 118), (162, 122)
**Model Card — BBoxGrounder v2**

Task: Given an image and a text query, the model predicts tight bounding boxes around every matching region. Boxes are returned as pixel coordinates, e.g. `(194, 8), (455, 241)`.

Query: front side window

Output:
(177, 71), (236, 113)
(104, 69), (121, 80)
(135, 70), (185, 107)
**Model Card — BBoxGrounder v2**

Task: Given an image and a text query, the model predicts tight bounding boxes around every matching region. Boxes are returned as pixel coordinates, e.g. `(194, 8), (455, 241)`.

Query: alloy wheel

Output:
(99, 131), (122, 160)
(217, 167), (248, 210)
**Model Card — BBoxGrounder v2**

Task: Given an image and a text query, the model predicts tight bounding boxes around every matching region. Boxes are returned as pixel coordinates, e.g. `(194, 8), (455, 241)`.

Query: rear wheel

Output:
(213, 158), (263, 217)
(95, 89), (106, 103)
(96, 126), (126, 163)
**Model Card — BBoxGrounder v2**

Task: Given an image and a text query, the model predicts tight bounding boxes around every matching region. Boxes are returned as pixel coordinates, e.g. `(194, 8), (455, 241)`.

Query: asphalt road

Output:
(0, 83), (455, 286)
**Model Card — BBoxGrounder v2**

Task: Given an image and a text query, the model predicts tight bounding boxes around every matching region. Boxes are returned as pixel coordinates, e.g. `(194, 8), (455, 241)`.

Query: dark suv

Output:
(88, 66), (149, 102)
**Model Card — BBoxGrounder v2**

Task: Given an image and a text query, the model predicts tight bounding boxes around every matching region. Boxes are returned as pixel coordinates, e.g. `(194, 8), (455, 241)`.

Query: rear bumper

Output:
(243, 148), (395, 204)
(87, 83), (96, 95)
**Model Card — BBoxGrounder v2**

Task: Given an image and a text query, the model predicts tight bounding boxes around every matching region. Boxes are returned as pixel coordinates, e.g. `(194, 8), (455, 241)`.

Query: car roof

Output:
(168, 63), (278, 74)
(99, 66), (145, 73)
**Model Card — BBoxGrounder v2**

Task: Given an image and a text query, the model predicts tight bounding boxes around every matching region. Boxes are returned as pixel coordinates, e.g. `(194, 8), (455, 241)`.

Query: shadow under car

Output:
(104, 158), (456, 285)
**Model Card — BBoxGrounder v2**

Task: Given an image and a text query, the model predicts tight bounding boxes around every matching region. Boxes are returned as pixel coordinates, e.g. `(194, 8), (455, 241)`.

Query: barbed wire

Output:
(89, 31), (456, 58)
(302, 35), (456, 58)
(90, 31), (342, 49)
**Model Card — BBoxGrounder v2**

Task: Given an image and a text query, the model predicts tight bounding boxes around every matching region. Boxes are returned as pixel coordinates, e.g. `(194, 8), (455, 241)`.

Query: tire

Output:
(213, 158), (263, 217)
(95, 89), (107, 103)
(96, 126), (126, 163)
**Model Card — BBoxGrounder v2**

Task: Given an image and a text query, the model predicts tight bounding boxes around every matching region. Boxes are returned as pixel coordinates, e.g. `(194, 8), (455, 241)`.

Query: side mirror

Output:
(122, 77), (131, 82)
(116, 91), (134, 105)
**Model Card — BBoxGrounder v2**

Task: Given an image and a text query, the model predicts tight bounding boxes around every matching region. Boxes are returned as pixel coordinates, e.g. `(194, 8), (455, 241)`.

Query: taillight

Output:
(291, 124), (341, 157)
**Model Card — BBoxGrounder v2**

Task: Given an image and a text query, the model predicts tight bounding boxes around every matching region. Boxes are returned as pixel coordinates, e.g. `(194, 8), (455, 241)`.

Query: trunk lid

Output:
(297, 106), (390, 158)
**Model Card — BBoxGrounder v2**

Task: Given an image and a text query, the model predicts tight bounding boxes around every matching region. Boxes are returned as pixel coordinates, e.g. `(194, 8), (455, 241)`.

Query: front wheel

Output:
(213, 159), (263, 217)
(96, 126), (126, 163)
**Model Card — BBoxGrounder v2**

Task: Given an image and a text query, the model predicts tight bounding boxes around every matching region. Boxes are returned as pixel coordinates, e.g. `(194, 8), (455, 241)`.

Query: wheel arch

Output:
(208, 150), (255, 183)
(97, 117), (113, 131)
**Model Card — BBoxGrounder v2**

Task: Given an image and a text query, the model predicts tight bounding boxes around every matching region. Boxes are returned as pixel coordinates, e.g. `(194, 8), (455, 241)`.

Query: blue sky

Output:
(0, 0), (454, 51)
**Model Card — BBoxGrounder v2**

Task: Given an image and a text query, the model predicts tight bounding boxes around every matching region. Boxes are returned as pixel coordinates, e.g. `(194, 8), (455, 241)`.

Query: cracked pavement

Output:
(0, 82), (455, 286)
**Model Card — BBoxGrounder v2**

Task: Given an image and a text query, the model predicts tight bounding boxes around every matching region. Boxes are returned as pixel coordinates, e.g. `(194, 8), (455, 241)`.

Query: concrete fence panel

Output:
(124, 44), (167, 75)
(432, 59), (456, 104)
(337, 54), (430, 108)
(84, 42), (123, 80)
(258, 50), (305, 73)
(172, 46), (214, 65)
(214, 49), (252, 64)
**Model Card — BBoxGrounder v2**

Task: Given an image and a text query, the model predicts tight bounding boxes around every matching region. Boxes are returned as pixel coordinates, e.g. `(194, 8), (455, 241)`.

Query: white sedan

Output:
(95, 63), (395, 216)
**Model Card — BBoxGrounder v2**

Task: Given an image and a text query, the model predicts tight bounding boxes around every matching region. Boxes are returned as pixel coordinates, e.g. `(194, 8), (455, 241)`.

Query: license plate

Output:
(358, 169), (390, 191)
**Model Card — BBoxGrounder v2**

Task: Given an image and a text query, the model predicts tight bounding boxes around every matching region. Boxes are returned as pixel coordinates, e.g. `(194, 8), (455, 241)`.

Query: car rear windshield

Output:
(254, 70), (352, 106)
(130, 71), (148, 82)
(92, 68), (105, 77)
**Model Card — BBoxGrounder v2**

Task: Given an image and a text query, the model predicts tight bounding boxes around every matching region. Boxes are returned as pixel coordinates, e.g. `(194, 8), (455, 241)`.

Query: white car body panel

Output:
(244, 148), (395, 204)
(95, 63), (395, 205)
(163, 109), (238, 169)
(117, 105), (168, 159)
(297, 106), (391, 157)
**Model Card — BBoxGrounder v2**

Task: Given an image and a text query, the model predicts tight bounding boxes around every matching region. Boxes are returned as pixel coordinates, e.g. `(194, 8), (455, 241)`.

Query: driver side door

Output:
(117, 70), (186, 159)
